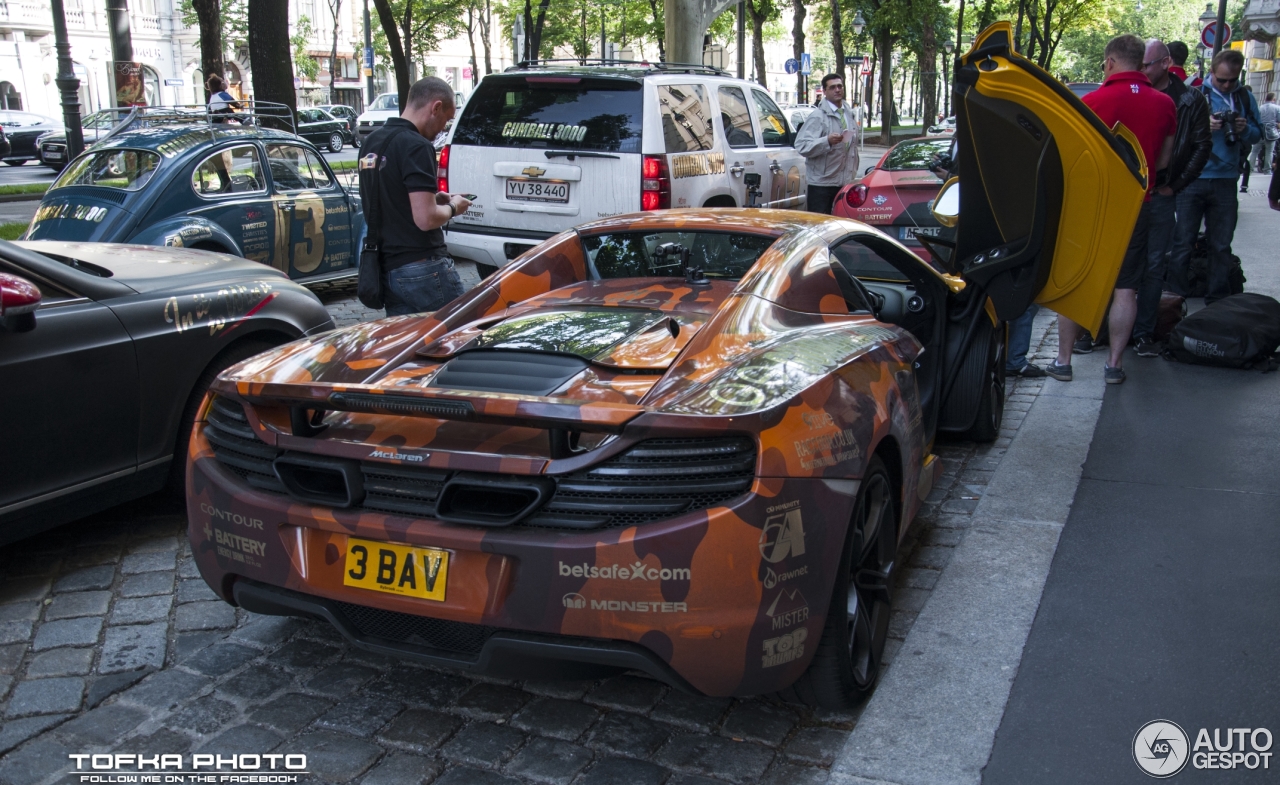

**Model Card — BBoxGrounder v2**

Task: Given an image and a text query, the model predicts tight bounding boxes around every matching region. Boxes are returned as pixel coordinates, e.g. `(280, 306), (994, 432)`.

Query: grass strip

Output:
(0, 222), (29, 240)
(0, 183), (50, 196)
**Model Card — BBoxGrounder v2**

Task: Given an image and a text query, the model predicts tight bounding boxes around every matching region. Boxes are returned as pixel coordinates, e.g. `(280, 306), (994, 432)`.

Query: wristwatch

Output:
(448, 202), (457, 218)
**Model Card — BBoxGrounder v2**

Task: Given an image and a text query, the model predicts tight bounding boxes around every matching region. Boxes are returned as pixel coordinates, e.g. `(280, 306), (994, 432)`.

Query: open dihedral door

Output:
(952, 22), (1148, 335)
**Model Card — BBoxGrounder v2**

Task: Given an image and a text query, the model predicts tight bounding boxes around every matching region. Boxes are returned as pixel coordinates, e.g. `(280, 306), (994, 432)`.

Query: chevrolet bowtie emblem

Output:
(522, 166), (547, 178)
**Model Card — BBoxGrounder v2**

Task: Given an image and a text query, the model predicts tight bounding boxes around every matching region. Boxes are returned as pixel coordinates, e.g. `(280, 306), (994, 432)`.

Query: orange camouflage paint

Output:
(188, 209), (935, 697)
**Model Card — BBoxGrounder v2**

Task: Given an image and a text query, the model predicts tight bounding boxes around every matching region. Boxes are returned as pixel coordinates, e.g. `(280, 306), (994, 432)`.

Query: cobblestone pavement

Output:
(0, 299), (1056, 785)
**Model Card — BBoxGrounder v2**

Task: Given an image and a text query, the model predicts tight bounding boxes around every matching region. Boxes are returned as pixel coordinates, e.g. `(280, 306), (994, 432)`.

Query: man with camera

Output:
(1167, 49), (1263, 304)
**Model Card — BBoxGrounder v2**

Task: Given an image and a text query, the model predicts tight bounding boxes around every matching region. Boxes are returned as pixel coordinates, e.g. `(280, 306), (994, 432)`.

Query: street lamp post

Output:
(50, 0), (84, 159)
(1198, 3), (1217, 75)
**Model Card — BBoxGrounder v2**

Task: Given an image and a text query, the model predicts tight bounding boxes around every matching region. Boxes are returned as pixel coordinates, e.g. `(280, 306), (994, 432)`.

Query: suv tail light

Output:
(844, 184), (869, 208)
(438, 144), (450, 194)
(641, 155), (670, 211)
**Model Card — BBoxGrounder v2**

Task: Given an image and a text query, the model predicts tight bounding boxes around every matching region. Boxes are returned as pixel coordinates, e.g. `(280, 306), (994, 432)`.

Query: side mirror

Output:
(0, 272), (40, 333)
(931, 177), (959, 228)
(863, 165), (875, 176)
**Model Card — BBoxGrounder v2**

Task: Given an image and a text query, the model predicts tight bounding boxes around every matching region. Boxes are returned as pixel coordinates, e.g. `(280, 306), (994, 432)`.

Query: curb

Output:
(0, 193), (44, 203)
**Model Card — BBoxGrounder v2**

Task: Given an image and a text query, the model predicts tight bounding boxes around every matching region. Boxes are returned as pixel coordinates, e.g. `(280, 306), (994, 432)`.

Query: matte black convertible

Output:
(0, 240), (335, 543)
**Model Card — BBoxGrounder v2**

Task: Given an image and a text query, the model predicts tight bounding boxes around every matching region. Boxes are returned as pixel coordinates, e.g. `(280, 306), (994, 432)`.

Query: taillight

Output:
(844, 184), (869, 208)
(641, 154), (670, 211)
(437, 144), (450, 193)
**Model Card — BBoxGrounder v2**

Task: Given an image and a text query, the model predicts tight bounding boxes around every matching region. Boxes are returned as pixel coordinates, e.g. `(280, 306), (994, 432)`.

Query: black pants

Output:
(807, 185), (842, 215)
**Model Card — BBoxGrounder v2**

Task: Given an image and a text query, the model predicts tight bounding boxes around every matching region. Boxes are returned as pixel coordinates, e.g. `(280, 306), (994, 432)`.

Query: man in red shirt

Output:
(1047, 34), (1176, 384)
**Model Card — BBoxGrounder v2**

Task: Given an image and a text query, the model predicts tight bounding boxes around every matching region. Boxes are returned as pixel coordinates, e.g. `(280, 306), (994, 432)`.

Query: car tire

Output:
(328, 133), (343, 153)
(957, 325), (1006, 443)
(783, 455), (897, 709)
(166, 339), (276, 498)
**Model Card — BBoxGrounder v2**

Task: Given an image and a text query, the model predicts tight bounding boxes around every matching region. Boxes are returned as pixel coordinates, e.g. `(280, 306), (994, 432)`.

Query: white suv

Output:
(442, 63), (808, 274)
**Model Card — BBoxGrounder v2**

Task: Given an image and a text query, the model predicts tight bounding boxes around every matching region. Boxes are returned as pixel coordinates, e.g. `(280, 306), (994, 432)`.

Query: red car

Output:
(834, 137), (954, 262)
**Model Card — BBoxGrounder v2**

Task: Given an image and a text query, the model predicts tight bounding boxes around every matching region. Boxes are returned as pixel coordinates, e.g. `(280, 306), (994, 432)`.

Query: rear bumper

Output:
(233, 578), (699, 690)
(186, 425), (858, 697)
(444, 225), (555, 269)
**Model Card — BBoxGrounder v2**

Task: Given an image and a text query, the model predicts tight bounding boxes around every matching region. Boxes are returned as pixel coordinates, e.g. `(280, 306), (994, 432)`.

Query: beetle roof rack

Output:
(95, 101), (298, 145)
(504, 59), (730, 77)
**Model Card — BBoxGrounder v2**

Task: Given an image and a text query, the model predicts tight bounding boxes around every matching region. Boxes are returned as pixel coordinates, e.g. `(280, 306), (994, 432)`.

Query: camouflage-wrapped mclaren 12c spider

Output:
(187, 24), (1147, 707)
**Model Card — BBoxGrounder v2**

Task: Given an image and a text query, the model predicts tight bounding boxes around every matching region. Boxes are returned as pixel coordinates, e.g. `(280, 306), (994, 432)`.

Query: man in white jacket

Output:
(795, 74), (861, 213)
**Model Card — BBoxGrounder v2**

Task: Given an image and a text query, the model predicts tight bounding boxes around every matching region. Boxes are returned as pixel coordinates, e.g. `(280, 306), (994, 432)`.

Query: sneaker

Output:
(1008, 363), (1048, 378)
(1072, 333), (1094, 354)
(1045, 362), (1073, 381)
(1241, 185), (1249, 193)
(1104, 365), (1126, 384)
(1134, 337), (1160, 357)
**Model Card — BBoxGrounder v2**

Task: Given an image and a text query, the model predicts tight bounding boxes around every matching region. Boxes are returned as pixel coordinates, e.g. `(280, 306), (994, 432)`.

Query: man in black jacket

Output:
(1135, 39), (1212, 354)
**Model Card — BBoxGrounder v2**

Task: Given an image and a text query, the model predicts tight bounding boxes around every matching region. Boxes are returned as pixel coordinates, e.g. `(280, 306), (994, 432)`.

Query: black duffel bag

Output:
(1164, 293), (1280, 370)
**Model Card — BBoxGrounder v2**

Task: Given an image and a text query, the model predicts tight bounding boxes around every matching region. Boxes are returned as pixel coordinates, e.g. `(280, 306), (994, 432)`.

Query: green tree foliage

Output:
(293, 16), (321, 80)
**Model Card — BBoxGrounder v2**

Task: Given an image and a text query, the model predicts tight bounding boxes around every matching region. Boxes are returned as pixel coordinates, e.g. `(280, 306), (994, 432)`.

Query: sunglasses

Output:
(1214, 75), (1240, 86)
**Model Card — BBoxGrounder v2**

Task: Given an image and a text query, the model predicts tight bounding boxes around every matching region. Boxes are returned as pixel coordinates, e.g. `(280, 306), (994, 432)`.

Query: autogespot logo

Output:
(1134, 720), (1190, 778)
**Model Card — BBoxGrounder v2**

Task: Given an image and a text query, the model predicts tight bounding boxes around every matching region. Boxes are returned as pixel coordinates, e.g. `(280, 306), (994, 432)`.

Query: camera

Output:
(1214, 110), (1240, 145)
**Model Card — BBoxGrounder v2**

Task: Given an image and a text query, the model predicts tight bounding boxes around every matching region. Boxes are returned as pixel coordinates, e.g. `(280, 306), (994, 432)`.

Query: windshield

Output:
(452, 76), (643, 153)
(369, 94), (398, 111)
(51, 149), (160, 191)
(581, 231), (775, 280)
(884, 139), (955, 170)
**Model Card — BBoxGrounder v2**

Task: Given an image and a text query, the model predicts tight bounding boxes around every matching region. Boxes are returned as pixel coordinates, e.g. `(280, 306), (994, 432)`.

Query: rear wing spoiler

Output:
(212, 379), (646, 436)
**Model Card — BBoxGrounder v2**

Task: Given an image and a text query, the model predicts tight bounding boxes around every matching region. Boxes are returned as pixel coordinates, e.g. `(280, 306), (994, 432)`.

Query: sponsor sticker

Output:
(759, 503), (805, 563)
(763, 564), (808, 589)
(559, 561), (691, 581)
(762, 627), (807, 667)
(766, 587), (809, 630)
(502, 121), (587, 143)
(562, 593), (688, 613)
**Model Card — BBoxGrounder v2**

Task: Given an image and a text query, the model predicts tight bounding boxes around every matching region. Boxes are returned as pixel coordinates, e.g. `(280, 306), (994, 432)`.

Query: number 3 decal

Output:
(291, 193), (326, 274)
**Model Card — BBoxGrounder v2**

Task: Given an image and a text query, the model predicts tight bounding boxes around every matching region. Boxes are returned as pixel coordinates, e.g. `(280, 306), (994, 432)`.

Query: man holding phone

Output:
(359, 76), (472, 316)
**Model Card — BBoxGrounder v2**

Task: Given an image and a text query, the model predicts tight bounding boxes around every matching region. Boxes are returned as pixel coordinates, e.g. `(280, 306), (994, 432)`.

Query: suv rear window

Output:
(452, 76), (643, 153)
(581, 231), (776, 280)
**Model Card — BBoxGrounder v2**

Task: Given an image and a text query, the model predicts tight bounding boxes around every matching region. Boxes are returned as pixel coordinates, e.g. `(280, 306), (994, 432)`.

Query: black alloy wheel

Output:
(782, 455), (898, 708)
(843, 459), (897, 693)
(328, 132), (343, 153)
(960, 326), (1006, 442)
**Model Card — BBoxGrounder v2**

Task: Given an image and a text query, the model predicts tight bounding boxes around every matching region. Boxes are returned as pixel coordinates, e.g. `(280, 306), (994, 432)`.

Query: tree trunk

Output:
(921, 25), (937, 128)
(192, 0), (223, 101)
(830, 0), (844, 88)
(749, 0), (767, 87)
(480, 0), (493, 75)
(329, 0), (342, 104)
(400, 4), (414, 82)
(878, 29), (892, 144)
(371, 0), (409, 108)
(867, 46), (877, 120)
(247, 0), (295, 127)
(530, 0), (551, 60)
(792, 0), (806, 101)
(466, 5), (479, 85)
(647, 0), (665, 61)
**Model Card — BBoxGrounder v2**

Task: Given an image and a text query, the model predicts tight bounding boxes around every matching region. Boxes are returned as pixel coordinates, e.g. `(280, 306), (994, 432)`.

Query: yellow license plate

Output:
(342, 537), (449, 602)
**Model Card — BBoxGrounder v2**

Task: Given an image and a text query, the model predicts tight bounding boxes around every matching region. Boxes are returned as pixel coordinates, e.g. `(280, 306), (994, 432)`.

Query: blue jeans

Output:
(1006, 303), (1039, 371)
(1133, 192), (1177, 341)
(383, 256), (465, 316)
(1168, 178), (1239, 303)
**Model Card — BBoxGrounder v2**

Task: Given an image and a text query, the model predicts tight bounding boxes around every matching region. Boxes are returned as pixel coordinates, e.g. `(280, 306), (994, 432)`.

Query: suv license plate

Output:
(507, 178), (569, 203)
(900, 226), (941, 241)
(342, 536), (449, 601)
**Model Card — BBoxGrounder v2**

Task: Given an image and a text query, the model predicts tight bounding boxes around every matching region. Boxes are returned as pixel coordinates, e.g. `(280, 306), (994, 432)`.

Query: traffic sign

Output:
(1202, 21), (1232, 49)
(800, 53), (812, 75)
(164, 77), (184, 86)
(364, 46), (374, 69)
(861, 56), (871, 74)
(784, 58), (799, 74)
(844, 55), (858, 65)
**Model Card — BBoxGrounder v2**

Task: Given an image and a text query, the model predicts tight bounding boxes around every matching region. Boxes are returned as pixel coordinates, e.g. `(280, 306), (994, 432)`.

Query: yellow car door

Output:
(950, 22), (1148, 335)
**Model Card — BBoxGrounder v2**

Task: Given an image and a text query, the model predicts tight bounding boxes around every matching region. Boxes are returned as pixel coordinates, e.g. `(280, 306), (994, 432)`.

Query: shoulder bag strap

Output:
(360, 126), (413, 251)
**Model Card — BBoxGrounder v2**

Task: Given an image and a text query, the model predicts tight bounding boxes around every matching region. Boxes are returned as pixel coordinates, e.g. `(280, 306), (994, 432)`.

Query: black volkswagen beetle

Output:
(0, 238), (335, 543)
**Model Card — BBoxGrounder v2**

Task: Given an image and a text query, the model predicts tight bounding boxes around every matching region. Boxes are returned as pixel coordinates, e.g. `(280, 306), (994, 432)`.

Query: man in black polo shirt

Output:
(360, 77), (471, 316)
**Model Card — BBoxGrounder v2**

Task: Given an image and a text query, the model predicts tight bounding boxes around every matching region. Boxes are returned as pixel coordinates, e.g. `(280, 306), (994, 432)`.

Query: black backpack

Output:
(1164, 293), (1280, 369)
